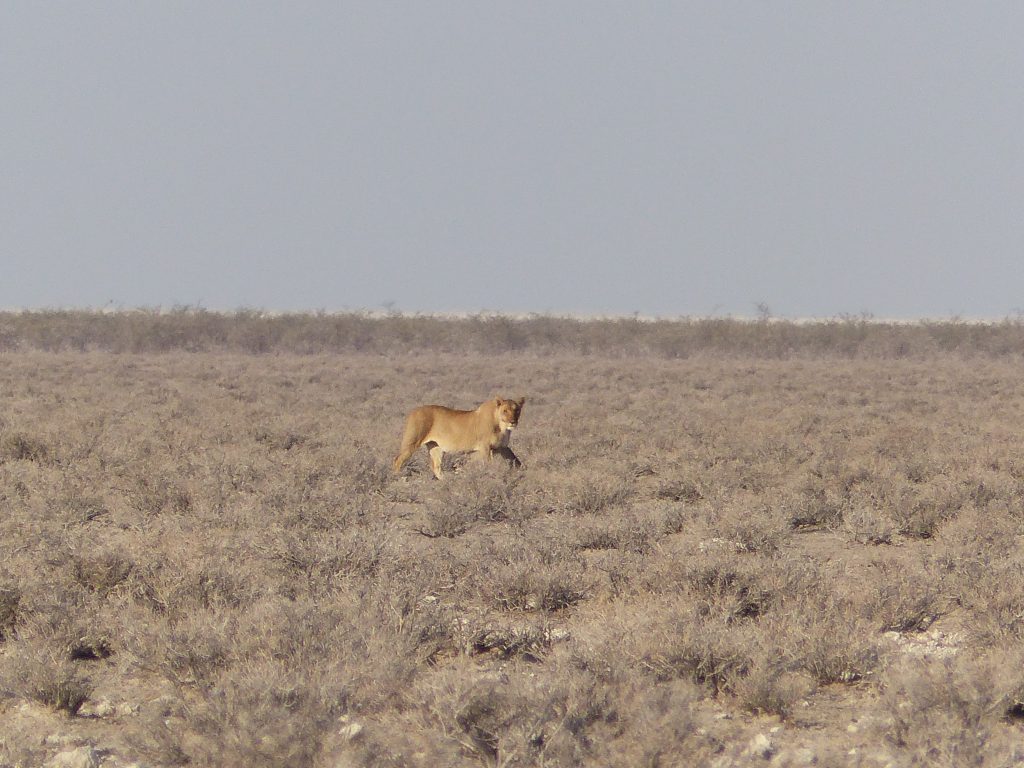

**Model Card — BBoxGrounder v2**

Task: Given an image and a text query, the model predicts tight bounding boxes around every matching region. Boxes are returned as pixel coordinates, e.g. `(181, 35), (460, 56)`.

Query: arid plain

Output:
(3, 313), (1024, 767)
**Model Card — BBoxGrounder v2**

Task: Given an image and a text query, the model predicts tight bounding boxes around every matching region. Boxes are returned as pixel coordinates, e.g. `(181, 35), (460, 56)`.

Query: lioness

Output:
(393, 397), (526, 479)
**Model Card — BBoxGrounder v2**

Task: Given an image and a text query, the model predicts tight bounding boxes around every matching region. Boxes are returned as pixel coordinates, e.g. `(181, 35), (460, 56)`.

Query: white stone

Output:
(791, 748), (817, 765)
(46, 746), (101, 768)
(338, 715), (364, 741)
(747, 733), (774, 759)
(93, 700), (115, 717)
(339, 721), (363, 741)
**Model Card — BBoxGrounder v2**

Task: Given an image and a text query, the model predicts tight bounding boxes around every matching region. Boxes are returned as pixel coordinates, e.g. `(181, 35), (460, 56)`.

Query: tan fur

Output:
(393, 397), (526, 479)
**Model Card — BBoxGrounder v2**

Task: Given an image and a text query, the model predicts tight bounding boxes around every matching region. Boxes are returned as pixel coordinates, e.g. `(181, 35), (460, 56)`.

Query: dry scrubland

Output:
(3, 313), (1024, 766)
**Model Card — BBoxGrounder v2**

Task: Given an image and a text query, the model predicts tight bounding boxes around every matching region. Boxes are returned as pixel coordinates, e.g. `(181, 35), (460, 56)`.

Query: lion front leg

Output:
(489, 445), (523, 469)
(428, 444), (445, 479)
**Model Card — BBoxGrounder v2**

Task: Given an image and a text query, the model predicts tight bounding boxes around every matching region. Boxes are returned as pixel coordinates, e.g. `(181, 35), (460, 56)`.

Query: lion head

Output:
(495, 397), (526, 432)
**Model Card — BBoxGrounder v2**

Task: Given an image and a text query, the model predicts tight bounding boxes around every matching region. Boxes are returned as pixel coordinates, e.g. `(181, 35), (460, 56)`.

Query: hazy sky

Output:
(3, 3), (1023, 318)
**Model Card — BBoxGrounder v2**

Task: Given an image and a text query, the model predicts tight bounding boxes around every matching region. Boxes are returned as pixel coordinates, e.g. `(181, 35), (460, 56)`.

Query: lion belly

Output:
(423, 410), (498, 453)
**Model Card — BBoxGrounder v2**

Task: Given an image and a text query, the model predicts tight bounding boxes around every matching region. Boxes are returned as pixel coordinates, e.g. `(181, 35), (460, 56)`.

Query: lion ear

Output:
(495, 397), (504, 407)
(516, 397), (526, 407)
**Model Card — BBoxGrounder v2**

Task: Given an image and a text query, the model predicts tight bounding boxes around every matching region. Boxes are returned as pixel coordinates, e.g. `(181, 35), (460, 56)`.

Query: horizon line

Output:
(1, 305), (1021, 326)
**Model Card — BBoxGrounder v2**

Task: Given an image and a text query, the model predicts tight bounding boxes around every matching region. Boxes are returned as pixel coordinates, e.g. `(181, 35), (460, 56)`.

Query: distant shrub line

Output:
(2, 309), (1024, 358)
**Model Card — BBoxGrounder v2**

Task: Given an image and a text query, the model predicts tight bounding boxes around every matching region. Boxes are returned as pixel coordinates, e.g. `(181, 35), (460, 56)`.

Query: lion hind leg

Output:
(394, 414), (430, 473)
(393, 443), (418, 473)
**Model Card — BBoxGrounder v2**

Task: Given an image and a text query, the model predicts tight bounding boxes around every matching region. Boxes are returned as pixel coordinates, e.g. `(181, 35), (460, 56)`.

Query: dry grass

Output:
(5, 308), (1024, 358)
(3, 317), (1024, 765)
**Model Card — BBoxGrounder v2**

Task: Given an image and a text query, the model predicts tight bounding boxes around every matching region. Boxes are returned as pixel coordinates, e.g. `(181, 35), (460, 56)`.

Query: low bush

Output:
(3, 341), (1024, 764)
